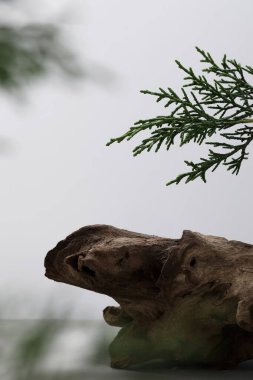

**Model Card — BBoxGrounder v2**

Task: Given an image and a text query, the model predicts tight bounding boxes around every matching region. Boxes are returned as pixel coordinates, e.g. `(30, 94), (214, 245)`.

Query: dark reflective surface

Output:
(1, 320), (252, 380)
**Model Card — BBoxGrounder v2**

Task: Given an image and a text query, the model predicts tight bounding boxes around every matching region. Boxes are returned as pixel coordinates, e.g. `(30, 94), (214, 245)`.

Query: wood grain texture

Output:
(44, 225), (253, 369)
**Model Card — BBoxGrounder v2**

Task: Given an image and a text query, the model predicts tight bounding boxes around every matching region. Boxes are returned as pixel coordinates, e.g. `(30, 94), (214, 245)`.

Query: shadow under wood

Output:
(20, 360), (253, 380)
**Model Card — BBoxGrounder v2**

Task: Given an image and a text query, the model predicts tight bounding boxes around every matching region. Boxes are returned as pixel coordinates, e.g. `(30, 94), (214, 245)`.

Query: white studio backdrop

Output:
(0, 0), (252, 319)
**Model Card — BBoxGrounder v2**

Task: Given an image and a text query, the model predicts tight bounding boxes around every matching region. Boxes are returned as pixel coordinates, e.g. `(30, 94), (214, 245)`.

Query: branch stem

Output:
(239, 118), (253, 124)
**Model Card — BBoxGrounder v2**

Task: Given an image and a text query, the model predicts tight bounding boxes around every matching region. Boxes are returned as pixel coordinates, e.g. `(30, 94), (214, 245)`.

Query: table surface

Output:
(1, 320), (252, 380)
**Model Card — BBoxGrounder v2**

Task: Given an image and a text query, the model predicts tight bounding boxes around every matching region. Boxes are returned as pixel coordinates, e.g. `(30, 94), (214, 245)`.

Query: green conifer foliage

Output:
(107, 48), (253, 185)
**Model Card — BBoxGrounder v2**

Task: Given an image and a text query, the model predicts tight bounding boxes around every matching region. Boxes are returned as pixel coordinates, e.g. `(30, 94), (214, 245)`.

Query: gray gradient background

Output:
(1, 0), (252, 319)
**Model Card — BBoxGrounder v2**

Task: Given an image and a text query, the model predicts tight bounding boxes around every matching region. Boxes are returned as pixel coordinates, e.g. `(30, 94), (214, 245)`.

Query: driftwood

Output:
(44, 225), (253, 369)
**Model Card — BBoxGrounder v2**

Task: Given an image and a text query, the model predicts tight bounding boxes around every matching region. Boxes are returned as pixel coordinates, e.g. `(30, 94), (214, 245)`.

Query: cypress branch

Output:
(107, 47), (253, 185)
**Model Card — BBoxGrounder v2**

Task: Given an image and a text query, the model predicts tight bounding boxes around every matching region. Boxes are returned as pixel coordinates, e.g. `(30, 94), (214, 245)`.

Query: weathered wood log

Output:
(44, 225), (253, 369)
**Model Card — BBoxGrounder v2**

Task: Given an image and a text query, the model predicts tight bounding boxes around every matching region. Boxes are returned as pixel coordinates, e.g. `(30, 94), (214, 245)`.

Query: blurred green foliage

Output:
(12, 320), (64, 380)
(1, 319), (107, 380)
(0, 24), (81, 91)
